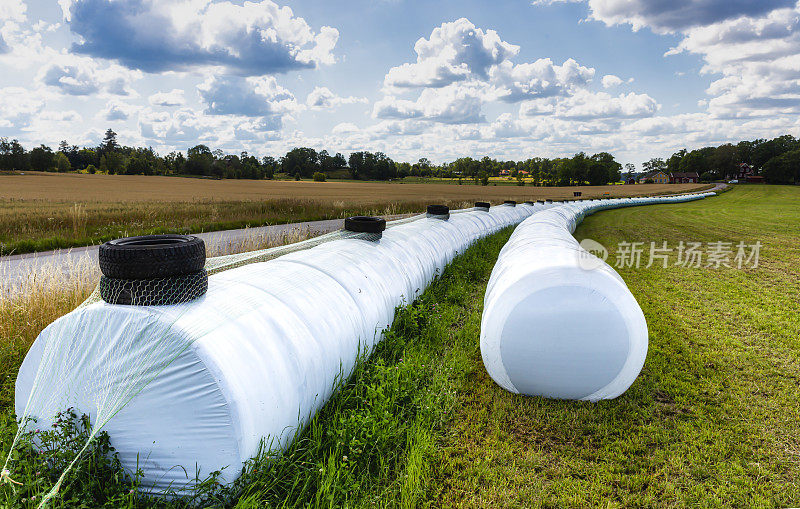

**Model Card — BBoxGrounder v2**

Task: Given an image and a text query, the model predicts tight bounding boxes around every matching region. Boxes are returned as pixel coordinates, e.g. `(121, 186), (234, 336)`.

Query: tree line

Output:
(638, 134), (800, 184)
(0, 129), (623, 185)
(2, 129), (799, 184)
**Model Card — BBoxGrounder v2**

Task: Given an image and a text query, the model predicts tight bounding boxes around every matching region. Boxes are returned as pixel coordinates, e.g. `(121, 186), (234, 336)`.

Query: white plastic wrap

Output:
(15, 204), (538, 494)
(481, 192), (716, 402)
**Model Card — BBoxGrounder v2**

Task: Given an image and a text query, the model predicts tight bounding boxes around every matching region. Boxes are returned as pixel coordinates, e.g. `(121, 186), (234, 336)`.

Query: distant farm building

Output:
(737, 163), (754, 180)
(670, 172), (700, 184)
(639, 171), (669, 184)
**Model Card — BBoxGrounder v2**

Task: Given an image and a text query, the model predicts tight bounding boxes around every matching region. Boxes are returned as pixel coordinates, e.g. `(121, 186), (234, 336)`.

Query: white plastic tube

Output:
(15, 204), (538, 494)
(481, 192), (716, 402)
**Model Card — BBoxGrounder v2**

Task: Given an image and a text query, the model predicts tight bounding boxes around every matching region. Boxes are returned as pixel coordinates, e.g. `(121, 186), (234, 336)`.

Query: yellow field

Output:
(1, 172), (706, 203)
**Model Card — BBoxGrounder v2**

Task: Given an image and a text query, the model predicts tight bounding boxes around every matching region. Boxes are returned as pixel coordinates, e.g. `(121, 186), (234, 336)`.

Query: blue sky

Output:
(1, 0), (799, 166)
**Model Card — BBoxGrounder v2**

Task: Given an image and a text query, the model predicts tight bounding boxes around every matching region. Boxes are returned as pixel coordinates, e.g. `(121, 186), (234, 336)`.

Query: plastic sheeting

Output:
(481, 192), (717, 402)
(15, 203), (541, 494)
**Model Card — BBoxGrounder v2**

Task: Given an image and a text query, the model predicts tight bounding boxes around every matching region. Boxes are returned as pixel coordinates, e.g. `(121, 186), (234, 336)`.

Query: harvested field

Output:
(1, 172), (705, 203)
(0, 172), (709, 255)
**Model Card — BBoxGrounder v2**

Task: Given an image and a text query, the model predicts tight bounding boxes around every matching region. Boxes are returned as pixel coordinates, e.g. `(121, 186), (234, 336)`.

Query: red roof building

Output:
(669, 172), (700, 184)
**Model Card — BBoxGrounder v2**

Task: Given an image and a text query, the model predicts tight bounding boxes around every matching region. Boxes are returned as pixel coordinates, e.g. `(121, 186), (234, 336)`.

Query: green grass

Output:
(430, 185), (800, 507)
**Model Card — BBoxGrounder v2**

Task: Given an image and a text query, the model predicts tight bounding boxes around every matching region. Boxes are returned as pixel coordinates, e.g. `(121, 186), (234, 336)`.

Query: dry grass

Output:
(1, 172), (706, 203)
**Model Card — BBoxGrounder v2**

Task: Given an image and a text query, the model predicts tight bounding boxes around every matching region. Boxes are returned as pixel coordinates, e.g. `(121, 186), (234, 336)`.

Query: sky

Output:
(1, 0), (799, 166)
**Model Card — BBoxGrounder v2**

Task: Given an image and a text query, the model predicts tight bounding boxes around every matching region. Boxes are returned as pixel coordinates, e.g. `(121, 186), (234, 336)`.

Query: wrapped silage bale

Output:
(15, 202), (537, 495)
(480, 192), (716, 401)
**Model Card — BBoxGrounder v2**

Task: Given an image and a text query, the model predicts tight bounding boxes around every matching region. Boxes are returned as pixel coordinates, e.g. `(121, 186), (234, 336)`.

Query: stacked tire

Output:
(98, 235), (208, 306)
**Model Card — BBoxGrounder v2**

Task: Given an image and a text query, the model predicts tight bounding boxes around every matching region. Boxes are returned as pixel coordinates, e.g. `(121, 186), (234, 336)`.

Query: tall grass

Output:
(0, 199), (431, 256)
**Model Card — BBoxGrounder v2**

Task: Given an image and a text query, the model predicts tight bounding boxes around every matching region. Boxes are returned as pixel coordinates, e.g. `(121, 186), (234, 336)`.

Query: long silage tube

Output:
(10, 201), (544, 491)
(480, 192), (716, 402)
(12, 200), (543, 500)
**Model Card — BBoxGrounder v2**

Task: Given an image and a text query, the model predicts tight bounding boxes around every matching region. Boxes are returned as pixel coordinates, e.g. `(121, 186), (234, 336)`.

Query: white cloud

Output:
(663, 5), (800, 118)
(197, 75), (298, 123)
(149, 89), (186, 107)
(601, 74), (623, 88)
(374, 83), (486, 124)
(332, 122), (359, 134)
(100, 100), (139, 121)
(60, 0), (339, 75)
(531, 0), (582, 5)
(38, 56), (141, 96)
(0, 86), (45, 130)
(559, 90), (659, 119)
(0, 1), (26, 23)
(305, 86), (367, 110)
(375, 19), (602, 128)
(384, 18), (519, 90)
(490, 58), (594, 102)
(521, 90), (658, 119)
(585, 0), (794, 33)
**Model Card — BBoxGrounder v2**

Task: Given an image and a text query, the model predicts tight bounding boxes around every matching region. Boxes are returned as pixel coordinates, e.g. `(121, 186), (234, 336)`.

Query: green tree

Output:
(587, 161), (609, 186)
(99, 128), (119, 155)
(54, 152), (71, 172)
(186, 145), (214, 175)
(679, 147), (715, 176)
(0, 138), (28, 171)
(101, 151), (126, 174)
(710, 144), (739, 179)
(666, 149), (686, 172)
(624, 163), (635, 182)
(753, 135), (798, 169)
(556, 159), (574, 186)
(282, 147), (319, 178)
(591, 152), (622, 184)
(642, 158), (667, 174)
(29, 145), (54, 171)
(762, 149), (800, 184)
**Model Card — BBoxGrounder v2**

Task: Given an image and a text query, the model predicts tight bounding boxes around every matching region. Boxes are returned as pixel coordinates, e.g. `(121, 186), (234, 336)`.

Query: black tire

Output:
(99, 234), (206, 279)
(524, 201), (535, 205)
(344, 216), (386, 233)
(504, 200), (517, 206)
(475, 201), (491, 209)
(427, 204), (449, 215)
(99, 270), (208, 306)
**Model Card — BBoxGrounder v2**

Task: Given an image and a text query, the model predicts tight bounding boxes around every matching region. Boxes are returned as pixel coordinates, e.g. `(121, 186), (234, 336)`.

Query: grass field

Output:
(2, 184), (795, 508)
(0, 172), (707, 255)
